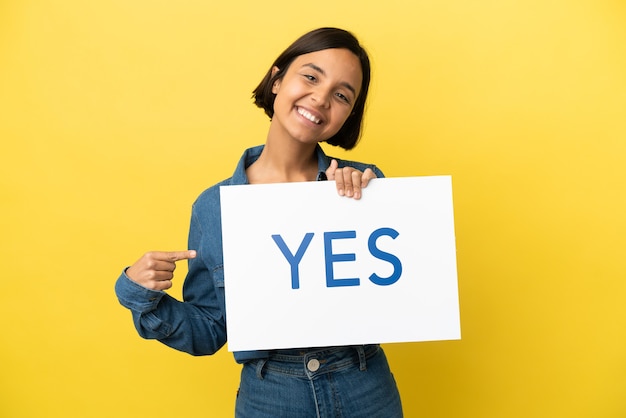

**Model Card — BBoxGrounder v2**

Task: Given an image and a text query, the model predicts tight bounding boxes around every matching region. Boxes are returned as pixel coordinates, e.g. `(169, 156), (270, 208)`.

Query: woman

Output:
(115, 27), (403, 417)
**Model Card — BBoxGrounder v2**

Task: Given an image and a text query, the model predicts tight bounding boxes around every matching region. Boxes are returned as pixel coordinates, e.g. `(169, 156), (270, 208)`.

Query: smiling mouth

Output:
(297, 107), (322, 125)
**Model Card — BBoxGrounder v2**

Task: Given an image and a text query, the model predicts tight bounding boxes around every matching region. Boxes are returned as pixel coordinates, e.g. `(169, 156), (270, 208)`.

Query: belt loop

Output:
(355, 345), (367, 371)
(255, 358), (268, 380)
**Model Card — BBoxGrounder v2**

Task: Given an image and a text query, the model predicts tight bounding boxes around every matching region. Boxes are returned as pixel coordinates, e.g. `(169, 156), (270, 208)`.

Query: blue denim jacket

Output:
(115, 144), (384, 363)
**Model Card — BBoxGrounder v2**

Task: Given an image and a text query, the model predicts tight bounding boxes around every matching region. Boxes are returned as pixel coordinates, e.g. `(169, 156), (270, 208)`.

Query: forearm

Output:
(115, 272), (227, 356)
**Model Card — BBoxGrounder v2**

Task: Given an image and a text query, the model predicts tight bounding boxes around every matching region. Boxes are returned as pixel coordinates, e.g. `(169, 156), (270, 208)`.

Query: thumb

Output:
(325, 159), (339, 180)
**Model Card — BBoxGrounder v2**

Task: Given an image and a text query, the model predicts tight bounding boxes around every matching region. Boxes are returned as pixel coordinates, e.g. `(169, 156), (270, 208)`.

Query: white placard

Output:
(220, 176), (460, 352)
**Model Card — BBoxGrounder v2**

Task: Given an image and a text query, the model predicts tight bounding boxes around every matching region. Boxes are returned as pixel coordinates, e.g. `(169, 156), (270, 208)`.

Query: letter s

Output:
(368, 227), (402, 286)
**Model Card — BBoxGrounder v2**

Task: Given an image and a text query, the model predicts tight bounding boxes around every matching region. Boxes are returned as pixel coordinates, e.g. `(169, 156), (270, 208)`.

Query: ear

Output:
(271, 66), (281, 94)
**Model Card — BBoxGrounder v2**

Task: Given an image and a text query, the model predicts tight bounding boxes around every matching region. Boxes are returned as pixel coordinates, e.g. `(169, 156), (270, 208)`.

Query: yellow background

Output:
(1, 0), (625, 417)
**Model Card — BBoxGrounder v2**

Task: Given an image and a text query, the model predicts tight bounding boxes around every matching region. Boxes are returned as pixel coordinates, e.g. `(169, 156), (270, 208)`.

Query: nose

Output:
(310, 86), (331, 108)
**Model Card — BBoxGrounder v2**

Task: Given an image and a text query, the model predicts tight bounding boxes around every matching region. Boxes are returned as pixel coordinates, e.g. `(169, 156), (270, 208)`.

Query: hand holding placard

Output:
(325, 158), (377, 199)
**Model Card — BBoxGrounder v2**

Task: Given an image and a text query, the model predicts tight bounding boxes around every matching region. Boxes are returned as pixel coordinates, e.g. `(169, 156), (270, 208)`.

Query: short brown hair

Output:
(253, 27), (371, 150)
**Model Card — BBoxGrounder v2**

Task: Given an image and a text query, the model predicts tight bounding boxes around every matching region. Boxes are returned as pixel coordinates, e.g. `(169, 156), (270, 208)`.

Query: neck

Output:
(246, 136), (319, 184)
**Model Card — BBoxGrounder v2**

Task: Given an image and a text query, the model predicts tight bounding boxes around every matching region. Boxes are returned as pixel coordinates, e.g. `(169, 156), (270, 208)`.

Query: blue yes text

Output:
(271, 228), (402, 289)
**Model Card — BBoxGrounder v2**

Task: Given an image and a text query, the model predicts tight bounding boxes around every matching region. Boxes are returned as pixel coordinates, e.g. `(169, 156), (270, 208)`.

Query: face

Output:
(269, 48), (363, 146)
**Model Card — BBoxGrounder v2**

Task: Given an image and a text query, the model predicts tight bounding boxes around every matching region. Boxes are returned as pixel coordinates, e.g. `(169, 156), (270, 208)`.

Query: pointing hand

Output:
(126, 250), (196, 291)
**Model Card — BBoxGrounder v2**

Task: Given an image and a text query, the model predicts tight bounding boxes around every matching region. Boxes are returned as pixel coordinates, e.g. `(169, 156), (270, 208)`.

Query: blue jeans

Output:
(235, 345), (403, 418)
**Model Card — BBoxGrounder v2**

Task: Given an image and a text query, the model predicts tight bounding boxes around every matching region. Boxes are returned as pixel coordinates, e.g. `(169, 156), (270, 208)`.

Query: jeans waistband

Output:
(269, 344), (379, 362)
(253, 345), (380, 379)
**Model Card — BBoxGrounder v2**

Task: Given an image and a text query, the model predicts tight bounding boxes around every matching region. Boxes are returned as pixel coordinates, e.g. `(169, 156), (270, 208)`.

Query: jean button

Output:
(307, 358), (320, 372)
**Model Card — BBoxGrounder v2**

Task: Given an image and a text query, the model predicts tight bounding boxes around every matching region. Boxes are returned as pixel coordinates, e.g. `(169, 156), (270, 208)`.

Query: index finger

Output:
(160, 250), (197, 262)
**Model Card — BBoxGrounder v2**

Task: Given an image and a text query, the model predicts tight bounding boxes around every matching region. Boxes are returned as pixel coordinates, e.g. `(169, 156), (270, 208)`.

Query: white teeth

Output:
(297, 108), (321, 124)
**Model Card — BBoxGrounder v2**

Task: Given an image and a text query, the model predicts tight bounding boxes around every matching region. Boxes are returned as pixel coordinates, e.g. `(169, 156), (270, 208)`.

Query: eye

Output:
(303, 74), (317, 82)
(335, 92), (351, 104)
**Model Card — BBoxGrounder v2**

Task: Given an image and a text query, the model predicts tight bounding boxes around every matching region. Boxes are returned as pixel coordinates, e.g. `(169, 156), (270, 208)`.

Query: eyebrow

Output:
(302, 63), (357, 97)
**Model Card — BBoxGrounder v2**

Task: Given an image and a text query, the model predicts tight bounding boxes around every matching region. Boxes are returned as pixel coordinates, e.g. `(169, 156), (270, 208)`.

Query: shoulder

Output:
(329, 156), (385, 178)
(319, 144), (384, 177)
(191, 177), (231, 213)
(192, 145), (259, 210)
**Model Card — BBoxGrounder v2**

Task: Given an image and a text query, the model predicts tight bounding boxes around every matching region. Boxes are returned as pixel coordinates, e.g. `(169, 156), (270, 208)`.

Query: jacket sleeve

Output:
(114, 207), (227, 356)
